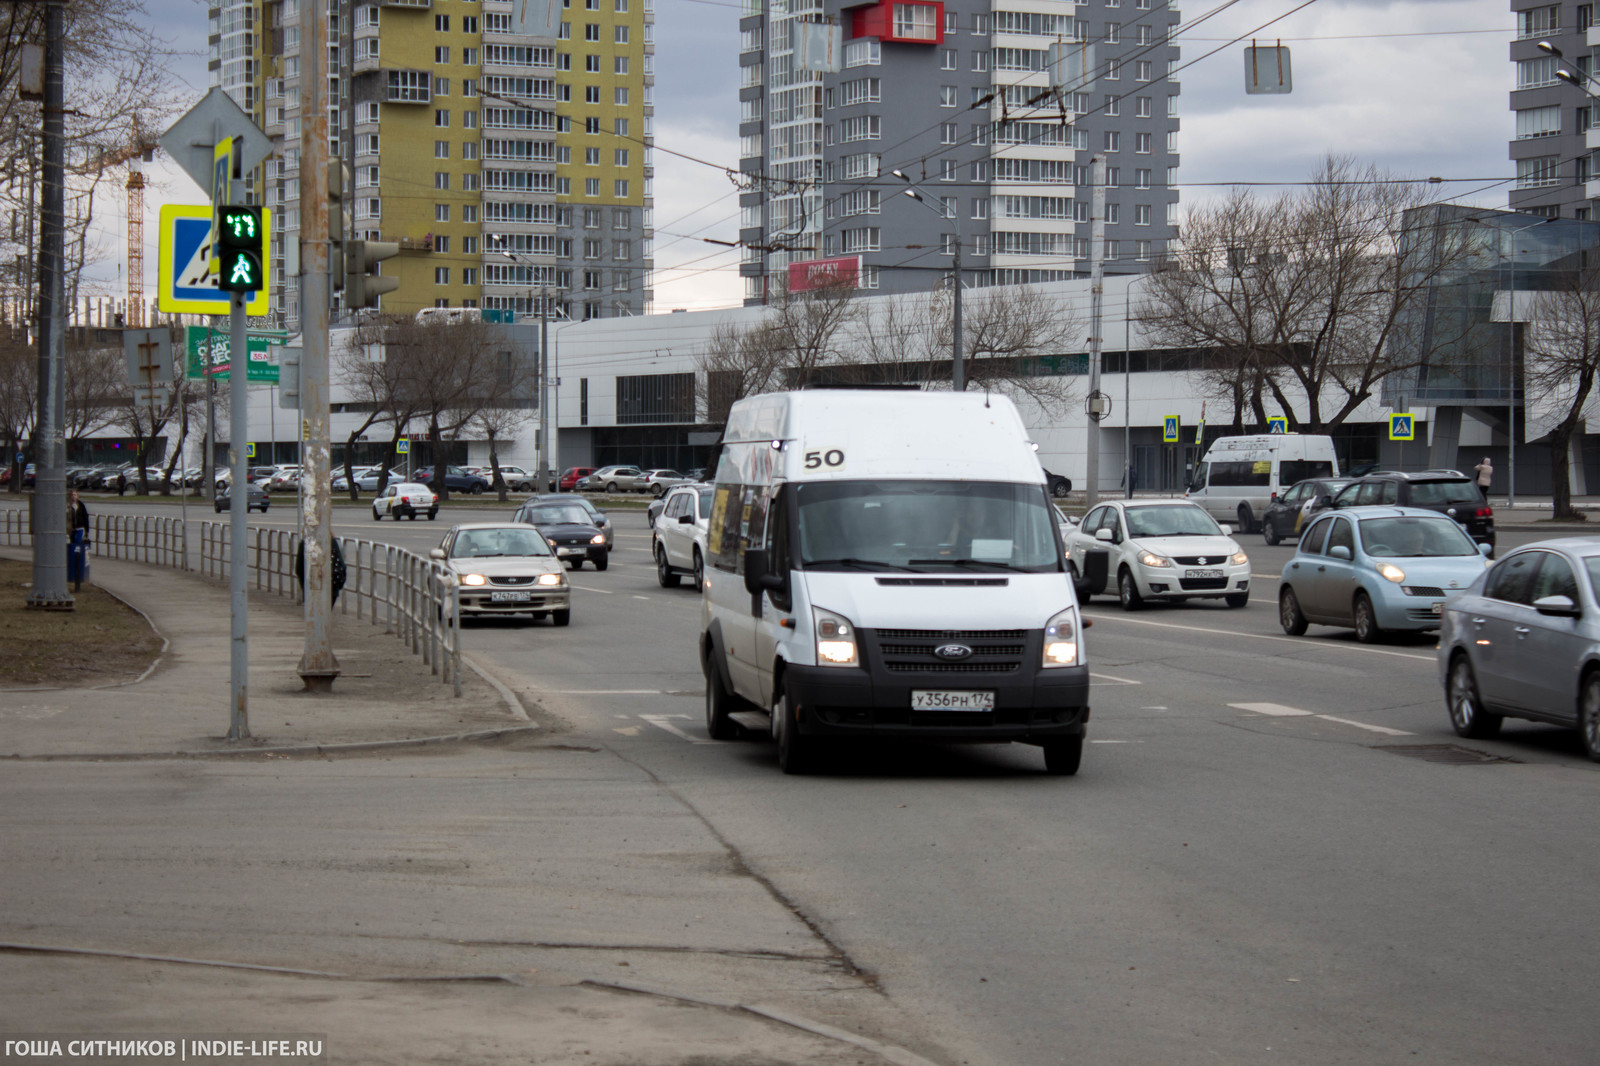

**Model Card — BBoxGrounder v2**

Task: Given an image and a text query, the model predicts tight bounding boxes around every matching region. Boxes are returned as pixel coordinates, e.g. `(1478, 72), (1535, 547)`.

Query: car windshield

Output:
(1409, 480), (1480, 505)
(1124, 505), (1222, 538)
(1359, 516), (1478, 557)
(527, 504), (594, 526)
(452, 528), (552, 558)
(796, 480), (1060, 573)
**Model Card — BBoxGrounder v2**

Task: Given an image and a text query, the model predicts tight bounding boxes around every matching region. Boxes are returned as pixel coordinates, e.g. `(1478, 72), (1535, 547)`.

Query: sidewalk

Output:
(0, 548), (527, 758)
(0, 555), (940, 1066)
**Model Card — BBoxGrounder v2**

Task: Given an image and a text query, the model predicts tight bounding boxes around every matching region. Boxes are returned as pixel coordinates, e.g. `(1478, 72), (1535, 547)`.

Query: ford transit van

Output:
(699, 389), (1090, 775)
(1186, 434), (1339, 534)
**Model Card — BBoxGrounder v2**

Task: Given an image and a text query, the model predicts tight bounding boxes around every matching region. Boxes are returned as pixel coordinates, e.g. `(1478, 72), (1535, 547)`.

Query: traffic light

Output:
(215, 204), (264, 294)
(345, 238), (401, 308)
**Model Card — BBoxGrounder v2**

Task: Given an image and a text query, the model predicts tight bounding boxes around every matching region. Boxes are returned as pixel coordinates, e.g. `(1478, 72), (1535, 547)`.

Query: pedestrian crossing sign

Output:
(1163, 415), (1180, 443)
(396, 438), (410, 454)
(1389, 413), (1414, 441)
(1267, 416), (1287, 434)
(246, 442), (256, 458)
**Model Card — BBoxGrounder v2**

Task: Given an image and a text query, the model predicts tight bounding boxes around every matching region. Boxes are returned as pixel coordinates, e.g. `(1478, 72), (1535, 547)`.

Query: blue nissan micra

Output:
(1278, 506), (1492, 642)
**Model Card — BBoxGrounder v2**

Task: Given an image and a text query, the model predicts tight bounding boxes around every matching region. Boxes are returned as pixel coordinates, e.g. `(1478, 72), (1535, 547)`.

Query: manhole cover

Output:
(1375, 744), (1520, 766)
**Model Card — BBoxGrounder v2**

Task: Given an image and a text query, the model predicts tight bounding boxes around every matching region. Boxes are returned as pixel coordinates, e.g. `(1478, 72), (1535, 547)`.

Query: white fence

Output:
(1, 506), (462, 695)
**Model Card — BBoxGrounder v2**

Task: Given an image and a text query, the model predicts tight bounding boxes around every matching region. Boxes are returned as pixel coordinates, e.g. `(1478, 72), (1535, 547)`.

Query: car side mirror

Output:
(1329, 545), (1352, 561)
(678, 513), (695, 524)
(428, 548), (446, 560)
(1094, 528), (1114, 543)
(1534, 594), (1581, 617)
(1479, 543), (1493, 557)
(1219, 524), (1233, 536)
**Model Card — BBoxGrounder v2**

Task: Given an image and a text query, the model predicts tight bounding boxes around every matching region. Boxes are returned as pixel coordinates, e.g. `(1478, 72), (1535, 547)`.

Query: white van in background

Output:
(699, 388), (1090, 776)
(1186, 434), (1340, 533)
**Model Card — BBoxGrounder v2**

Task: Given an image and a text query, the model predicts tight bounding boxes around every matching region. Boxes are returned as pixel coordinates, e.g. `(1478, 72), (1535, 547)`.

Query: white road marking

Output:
(632, 595), (651, 601)
(550, 689), (662, 694)
(1088, 614), (1436, 661)
(1230, 702), (1315, 717)
(612, 726), (642, 736)
(639, 713), (712, 744)
(569, 584), (614, 594)
(1315, 715), (1416, 737)
(1230, 702), (1417, 736)
(1090, 739), (1134, 744)
(1091, 671), (1142, 685)
(1251, 572), (1281, 581)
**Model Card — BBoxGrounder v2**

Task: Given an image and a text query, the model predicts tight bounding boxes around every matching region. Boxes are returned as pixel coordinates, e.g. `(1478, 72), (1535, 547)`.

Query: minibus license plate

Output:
(1187, 568), (1224, 579)
(491, 590), (532, 602)
(912, 690), (995, 712)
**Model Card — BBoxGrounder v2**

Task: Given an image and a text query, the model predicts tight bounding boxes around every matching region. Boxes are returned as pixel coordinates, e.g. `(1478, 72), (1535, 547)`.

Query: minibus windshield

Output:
(796, 480), (1061, 573)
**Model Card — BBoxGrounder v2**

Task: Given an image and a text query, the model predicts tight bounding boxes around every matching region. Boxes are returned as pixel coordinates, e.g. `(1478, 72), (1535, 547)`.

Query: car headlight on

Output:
(1377, 562), (1406, 583)
(1231, 551), (1249, 566)
(1042, 607), (1081, 668)
(814, 607), (859, 667)
(590, 533), (606, 545)
(1138, 550), (1172, 568)
(460, 573), (487, 586)
(536, 572), (565, 586)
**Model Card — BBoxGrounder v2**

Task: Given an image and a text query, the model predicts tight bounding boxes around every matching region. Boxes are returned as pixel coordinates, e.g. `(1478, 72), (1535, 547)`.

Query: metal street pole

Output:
(297, 0), (339, 691)
(227, 292), (249, 738)
(538, 286), (550, 491)
(1124, 279), (1133, 500)
(1085, 155), (1106, 510)
(891, 170), (964, 389)
(27, 0), (69, 609)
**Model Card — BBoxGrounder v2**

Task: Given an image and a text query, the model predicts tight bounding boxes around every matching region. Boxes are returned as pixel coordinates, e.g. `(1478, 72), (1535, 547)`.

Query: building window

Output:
(1105, 58), (1119, 80)
(585, 22), (600, 40)
(1517, 105), (1562, 139)
(614, 148), (629, 166)
(1137, 95), (1152, 118)
(614, 179), (629, 196)
(585, 84), (601, 103)
(941, 158), (957, 181)
(435, 109), (450, 127)
(940, 85), (957, 107)
(971, 51), (988, 72)
(463, 15), (478, 32)
(585, 177), (601, 196)
(585, 146), (600, 165)
(1106, 203), (1120, 224)
(435, 14), (449, 31)
(972, 13), (987, 34)
(435, 267), (450, 284)
(941, 48), (957, 70)
(435, 46), (450, 63)
(1105, 240), (1119, 260)
(1104, 131), (1120, 152)
(1105, 22), (1119, 43)
(434, 171), (450, 189)
(1136, 60), (1152, 81)
(1104, 94), (1119, 116)
(1517, 156), (1560, 188)
(893, 4), (937, 41)
(1135, 131), (1152, 153)
(844, 39), (881, 67)
(1134, 204), (1151, 225)
(435, 204), (450, 222)
(1517, 5), (1560, 39)
(434, 236), (451, 253)
(1581, 4), (1595, 33)
(940, 122), (958, 144)
(585, 54), (601, 72)
(1135, 168), (1151, 189)
(434, 140), (449, 158)
(1518, 56), (1561, 89)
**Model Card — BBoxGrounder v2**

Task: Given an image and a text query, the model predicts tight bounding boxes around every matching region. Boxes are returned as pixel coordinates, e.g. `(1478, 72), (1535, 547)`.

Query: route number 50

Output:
(804, 449), (845, 470)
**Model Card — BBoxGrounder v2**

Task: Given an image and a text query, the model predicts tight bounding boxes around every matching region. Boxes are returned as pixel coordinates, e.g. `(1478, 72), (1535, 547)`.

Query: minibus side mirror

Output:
(743, 548), (784, 594)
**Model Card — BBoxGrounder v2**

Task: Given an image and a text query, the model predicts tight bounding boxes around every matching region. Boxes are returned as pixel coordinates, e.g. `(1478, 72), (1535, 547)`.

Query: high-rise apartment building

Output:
(1508, 1), (1598, 218)
(208, 0), (655, 325)
(736, 0), (1181, 303)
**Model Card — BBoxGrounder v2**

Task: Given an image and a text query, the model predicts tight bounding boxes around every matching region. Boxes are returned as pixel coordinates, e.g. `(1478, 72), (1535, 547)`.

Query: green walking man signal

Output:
(215, 204), (263, 294)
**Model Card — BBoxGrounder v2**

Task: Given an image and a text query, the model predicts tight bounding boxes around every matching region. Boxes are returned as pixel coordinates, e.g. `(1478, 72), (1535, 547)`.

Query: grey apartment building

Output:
(1510, 0), (1600, 217)
(737, 0), (1182, 302)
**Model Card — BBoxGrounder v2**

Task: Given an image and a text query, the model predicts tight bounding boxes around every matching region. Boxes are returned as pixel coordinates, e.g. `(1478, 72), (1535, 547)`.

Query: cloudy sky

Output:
(108, 0), (1513, 313)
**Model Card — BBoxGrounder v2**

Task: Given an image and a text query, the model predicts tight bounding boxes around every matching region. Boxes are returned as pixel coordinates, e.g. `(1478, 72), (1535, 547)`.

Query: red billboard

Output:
(787, 255), (861, 293)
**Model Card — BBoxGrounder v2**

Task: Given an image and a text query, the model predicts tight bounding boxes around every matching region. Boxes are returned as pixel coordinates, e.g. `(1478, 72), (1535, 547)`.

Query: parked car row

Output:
(578, 465), (709, 495)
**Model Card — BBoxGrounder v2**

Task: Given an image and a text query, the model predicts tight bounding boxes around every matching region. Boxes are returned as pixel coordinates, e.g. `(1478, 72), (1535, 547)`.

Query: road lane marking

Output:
(1230, 702), (1417, 736)
(1251, 572), (1281, 580)
(632, 595), (651, 600)
(613, 726), (642, 736)
(1230, 702), (1314, 717)
(639, 713), (712, 744)
(569, 584), (615, 594)
(1088, 614), (1436, 661)
(550, 689), (663, 694)
(1091, 671), (1142, 685)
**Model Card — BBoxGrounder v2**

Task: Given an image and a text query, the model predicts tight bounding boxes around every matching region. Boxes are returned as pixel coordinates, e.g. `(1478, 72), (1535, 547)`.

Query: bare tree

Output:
(1525, 258), (1600, 519)
(63, 339), (123, 448)
(472, 403), (535, 500)
(1139, 155), (1473, 431)
(0, 328), (34, 492)
(334, 326), (411, 498)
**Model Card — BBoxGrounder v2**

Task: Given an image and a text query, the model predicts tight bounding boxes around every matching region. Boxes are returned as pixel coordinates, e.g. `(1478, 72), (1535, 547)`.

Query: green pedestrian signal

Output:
(215, 204), (263, 294)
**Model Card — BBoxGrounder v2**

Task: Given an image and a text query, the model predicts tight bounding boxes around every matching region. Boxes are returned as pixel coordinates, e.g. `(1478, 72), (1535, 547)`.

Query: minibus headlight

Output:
(813, 607), (859, 667)
(1042, 607), (1081, 668)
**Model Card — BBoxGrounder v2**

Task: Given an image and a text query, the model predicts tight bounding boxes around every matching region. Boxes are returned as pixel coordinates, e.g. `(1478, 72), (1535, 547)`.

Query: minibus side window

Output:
(766, 488), (793, 610)
(709, 484), (742, 572)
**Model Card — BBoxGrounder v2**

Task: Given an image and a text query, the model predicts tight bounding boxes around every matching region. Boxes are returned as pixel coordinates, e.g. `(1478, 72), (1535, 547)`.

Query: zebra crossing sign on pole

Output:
(1163, 416), (1180, 443)
(1389, 413), (1415, 441)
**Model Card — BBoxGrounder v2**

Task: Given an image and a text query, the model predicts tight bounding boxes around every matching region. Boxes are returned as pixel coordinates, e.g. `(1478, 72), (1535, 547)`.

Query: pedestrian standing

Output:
(67, 490), (89, 591)
(1474, 457), (1494, 503)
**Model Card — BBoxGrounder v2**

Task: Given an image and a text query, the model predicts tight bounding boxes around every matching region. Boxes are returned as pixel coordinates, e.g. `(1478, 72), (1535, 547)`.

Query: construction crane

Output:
(81, 117), (159, 327)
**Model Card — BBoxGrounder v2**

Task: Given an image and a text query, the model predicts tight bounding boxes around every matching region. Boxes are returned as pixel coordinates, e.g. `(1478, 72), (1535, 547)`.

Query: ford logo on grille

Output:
(934, 643), (973, 661)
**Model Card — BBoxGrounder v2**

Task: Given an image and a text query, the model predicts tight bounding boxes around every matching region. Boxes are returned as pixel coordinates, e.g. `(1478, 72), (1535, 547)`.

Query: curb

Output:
(1, 723), (544, 762)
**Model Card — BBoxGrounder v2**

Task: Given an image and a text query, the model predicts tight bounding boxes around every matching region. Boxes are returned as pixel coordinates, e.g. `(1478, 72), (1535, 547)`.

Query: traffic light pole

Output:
(227, 291), (250, 738)
(297, 0), (339, 691)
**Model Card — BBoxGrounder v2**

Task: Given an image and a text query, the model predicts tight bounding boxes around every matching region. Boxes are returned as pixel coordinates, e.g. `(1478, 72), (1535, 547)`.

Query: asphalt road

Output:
(30, 497), (1600, 1064)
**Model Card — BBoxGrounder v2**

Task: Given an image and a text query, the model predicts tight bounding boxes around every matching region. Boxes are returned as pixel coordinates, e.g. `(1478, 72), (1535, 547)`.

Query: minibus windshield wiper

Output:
(909, 558), (1034, 572)
(803, 557), (918, 572)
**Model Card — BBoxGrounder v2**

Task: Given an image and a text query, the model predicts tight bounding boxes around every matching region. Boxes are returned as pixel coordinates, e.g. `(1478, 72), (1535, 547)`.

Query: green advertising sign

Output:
(185, 326), (286, 383)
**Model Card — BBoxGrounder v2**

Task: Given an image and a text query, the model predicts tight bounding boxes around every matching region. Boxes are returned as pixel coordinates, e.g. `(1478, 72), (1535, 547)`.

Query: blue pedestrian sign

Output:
(157, 204), (270, 316)
(1267, 416), (1288, 434)
(1163, 415), (1180, 443)
(1389, 413), (1415, 441)
(396, 438), (410, 455)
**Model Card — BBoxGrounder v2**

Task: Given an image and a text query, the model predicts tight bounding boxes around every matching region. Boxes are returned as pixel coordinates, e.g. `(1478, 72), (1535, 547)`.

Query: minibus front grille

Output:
(868, 630), (1028, 674)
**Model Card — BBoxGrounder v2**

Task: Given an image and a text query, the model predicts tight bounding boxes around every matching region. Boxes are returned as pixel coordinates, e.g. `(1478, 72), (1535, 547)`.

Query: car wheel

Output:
(1263, 520), (1280, 546)
(569, 558), (583, 570)
(774, 679), (816, 775)
(1224, 591), (1249, 609)
(1042, 737), (1083, 775)
(1117, 567), (1143, 611)
(703, 655), (740, 741)
(1353, 592), (1382, 643)
(592, 552), (609, 572)
(606, 481), (620, 493)
(652, 484), (666, 497)
(471, 484), (484, 495)
(214, 502), (223, 514)
(1051, 478), (1071, 499)
(1448, 654), (1502, 739)
(1066, 562), (1090, 603)
(692, 550), (705, 592)
(372, 508), (381, 521)
(428, 509), (438, 520)
(1237, 504), (1256, 535)
(656, 545), (681, 588)
(552, 609), (571, 627)
(1279, 586), (1309, 635)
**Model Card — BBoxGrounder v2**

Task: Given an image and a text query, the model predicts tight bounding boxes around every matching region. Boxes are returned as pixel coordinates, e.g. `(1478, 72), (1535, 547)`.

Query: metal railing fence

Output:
(1, 506), (461, 695)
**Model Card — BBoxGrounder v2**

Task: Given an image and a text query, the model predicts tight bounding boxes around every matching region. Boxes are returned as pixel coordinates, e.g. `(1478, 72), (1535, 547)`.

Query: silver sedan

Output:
(1438, 537), (1600, 759)
(430, 523), (571, 626)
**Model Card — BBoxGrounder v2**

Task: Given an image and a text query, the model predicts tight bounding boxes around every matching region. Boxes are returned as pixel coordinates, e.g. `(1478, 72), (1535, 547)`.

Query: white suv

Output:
(653, 484), (712, 590)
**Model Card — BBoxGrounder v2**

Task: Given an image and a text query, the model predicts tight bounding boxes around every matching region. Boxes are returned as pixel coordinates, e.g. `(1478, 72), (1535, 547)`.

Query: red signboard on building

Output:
(788, 255), (862, 293)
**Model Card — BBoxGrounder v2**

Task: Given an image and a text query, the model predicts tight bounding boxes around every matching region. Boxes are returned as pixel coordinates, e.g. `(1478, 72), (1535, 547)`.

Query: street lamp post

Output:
(499, 247), (561, 491)
(891, 169), (964, 391)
